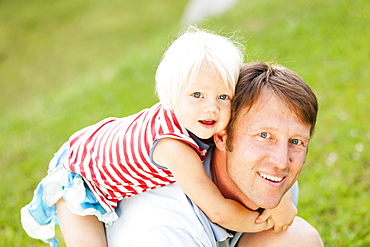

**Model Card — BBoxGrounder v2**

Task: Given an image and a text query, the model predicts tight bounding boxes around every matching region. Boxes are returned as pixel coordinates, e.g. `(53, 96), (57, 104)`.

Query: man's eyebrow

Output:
(290, 132), (311, 142)
(248, 126), (276, 132)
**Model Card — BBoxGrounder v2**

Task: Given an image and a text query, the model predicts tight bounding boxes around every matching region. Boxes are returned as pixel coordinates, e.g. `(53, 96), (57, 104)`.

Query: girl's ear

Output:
(213, 130), (227, 151)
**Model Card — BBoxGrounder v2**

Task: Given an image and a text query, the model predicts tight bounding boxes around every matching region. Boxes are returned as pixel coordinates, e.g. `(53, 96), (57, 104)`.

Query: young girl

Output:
(21, 27), (296, 246)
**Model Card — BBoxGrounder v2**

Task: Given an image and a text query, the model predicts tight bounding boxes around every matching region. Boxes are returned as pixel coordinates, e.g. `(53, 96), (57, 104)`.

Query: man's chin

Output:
(255, 197), (282, 209)
(238, 189), (284, 210)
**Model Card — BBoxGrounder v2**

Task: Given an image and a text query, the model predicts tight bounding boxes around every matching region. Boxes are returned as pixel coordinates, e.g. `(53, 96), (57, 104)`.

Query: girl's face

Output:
(173, 64), (234, 139)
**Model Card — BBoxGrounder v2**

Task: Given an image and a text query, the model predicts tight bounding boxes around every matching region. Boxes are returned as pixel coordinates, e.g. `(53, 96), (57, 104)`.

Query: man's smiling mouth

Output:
(258, 172), (284, 182)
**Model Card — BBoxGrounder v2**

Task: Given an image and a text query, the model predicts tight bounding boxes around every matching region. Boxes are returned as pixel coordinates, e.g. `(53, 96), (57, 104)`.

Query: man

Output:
(106, 62), (323, 246)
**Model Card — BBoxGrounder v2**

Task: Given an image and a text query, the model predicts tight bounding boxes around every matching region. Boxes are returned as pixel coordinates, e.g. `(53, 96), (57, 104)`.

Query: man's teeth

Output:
(259, 172), (283, 182)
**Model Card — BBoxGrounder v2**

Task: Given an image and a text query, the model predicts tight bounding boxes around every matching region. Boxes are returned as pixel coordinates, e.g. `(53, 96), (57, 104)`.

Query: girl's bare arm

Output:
(153, 138), (272, 233)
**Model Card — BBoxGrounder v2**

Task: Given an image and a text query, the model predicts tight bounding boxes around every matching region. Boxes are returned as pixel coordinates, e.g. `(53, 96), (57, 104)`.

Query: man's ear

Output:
(214, 130), (227, 151)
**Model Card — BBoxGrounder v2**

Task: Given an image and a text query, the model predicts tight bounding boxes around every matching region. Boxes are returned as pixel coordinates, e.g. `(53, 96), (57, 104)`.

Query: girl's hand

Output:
(260, 191), (297, 233)
(255, 209), (274, 230)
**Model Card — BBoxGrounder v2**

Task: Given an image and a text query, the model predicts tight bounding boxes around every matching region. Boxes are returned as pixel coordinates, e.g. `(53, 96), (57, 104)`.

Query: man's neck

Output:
(211, 149), (260, 211)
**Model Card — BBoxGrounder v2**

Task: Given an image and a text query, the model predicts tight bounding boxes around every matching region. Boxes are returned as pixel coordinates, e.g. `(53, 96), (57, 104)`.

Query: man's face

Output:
(222, 90), (311, 209)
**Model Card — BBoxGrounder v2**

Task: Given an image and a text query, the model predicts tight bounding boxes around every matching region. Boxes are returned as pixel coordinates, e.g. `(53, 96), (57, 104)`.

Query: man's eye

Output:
(192, 92), (202, 98)
(291, 139), (303, 145)
(218, 94), (229, 100)
(260, 132), (270, 138)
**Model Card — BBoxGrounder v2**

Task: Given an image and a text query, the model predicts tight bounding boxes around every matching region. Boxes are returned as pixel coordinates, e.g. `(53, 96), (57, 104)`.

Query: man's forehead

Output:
(236, 92), (311, 136)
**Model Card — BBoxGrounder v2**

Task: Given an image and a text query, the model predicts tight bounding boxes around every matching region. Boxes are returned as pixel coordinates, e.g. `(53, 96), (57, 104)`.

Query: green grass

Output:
(1, 0), (369, 246)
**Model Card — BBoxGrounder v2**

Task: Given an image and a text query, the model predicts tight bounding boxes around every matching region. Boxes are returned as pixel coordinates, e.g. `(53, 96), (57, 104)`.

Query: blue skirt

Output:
(20, 142), (118, 246)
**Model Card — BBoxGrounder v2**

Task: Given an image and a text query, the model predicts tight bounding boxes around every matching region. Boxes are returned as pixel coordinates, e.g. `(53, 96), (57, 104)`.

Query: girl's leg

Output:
(56, 198), (107, 247)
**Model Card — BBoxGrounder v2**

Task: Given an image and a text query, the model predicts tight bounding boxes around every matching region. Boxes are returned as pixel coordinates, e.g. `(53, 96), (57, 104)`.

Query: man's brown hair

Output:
(226, 62), (318, 151)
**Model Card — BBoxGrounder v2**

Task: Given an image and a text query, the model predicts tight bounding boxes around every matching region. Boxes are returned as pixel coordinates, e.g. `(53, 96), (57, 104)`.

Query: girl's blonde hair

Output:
(155, 26), (244, 109)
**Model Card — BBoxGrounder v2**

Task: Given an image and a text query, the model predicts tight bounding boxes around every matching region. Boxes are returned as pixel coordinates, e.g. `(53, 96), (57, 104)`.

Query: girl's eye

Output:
(291, 139), (303, 146)
(192, 92), (202, 98)
(218, 94), (229, 100)
(259, 132), (270, 139)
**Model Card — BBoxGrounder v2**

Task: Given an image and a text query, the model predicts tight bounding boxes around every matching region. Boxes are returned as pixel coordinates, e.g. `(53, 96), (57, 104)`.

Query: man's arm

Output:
(237, 216), (324, 247)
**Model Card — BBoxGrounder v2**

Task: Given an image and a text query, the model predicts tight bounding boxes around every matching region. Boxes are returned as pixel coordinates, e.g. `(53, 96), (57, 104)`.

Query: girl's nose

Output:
(204, 100), (219, 114)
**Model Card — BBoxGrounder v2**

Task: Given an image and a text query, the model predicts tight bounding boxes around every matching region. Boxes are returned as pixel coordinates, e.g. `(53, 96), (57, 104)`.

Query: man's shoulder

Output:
(107, 183), (218, 247)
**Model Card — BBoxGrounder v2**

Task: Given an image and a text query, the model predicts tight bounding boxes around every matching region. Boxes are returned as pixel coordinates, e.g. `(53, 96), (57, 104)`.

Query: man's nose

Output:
(268, 142), (290, 169)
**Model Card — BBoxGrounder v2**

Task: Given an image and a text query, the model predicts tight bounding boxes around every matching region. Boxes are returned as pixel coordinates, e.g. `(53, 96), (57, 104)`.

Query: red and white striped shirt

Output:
(63, 103), (206, 212)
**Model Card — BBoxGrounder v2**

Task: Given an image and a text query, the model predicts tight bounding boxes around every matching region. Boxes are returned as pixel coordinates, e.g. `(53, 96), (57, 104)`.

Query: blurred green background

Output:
(0, 0), (369, 246)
